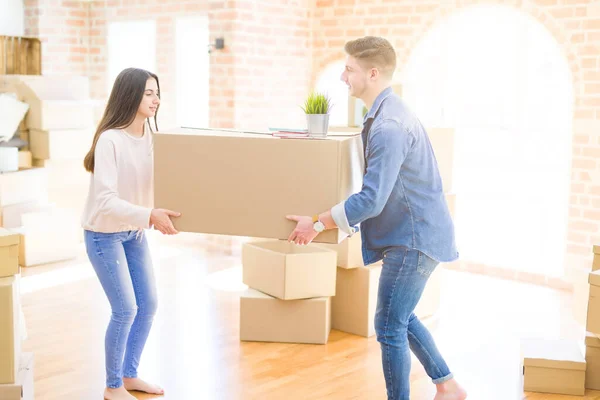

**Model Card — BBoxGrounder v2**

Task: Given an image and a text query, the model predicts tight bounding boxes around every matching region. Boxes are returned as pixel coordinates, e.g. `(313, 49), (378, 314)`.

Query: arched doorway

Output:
(402, 4), (574, 277)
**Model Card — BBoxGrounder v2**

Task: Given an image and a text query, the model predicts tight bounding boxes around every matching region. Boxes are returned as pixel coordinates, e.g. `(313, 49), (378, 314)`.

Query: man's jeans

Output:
(375, 247), (453, 400)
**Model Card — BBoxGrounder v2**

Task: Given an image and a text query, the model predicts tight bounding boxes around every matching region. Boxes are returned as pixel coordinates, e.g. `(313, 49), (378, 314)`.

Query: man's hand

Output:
(286, 215), (319, 245)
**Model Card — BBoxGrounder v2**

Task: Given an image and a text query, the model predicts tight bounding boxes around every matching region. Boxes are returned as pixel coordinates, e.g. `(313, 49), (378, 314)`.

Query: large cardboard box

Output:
(317, 231), (364, 269)
(242, 240), (336, 300)
(29, 128), (94, 160)
(0, 229), (20, 278)
(332, 263), (381, 337)
(240, 289), (331, 344)
(521, 338), (586, 396)
(587, 271), (600, 335)
(0, 353), (34, 400)
(0, 168), (48, 207)
(154, 128), (364, 244)
(586, 333), (600, 390)
(13, 208), (80, 267)
(428, 128), (455, 192)
(0, 276), (21, 384)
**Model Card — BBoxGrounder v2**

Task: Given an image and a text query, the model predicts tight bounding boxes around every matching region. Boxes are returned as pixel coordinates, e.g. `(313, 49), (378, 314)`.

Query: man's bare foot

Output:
(434, 378), (467, 400)
(123, 377), (165, 395)
(104, 386), (136, 400)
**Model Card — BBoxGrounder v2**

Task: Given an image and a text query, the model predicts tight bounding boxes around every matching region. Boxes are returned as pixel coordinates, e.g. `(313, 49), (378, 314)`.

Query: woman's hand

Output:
(150, 208), (181, 235)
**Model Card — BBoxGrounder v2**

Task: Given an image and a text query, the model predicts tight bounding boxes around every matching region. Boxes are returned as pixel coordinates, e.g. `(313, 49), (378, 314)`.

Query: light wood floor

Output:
(17, 232), (600, 399)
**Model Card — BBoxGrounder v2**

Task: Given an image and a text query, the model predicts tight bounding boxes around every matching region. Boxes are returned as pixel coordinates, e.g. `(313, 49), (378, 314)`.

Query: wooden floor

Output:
(17, 232), (600, 399)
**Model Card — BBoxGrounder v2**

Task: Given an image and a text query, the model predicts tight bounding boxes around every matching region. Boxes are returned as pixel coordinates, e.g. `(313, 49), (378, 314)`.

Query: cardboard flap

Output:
(0, 228), (20, 247)
(586, 332), (600, 348)
(522, 338), (586, 371)
(594, 245), (600, 254)
(589, 270), (600, 287)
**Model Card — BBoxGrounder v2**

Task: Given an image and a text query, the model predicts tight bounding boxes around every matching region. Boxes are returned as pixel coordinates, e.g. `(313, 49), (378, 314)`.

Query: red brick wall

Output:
(24, 0), (312, 130)
(24, 0), (90, 76)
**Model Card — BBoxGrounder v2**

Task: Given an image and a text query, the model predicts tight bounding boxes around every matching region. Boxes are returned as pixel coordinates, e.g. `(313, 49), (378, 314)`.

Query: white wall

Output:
(0, 0), (24, 36)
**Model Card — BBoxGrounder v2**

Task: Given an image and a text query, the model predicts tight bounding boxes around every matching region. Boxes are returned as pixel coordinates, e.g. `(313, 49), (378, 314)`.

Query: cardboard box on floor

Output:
(0, 229), (20, 278)
(428, 128), (455, 192)
(153, 128), (364, 244)
(521, 338), (586, 396)
(0, 276), (21, 384)
(332, 263), (381, 337)
(0, 168), (48, 208)
(240, 289), (331, 344)
(0, 353), (34, 400)
(587, 271), (600, 335)
(586, 333), (600, 390)
(242, 240), (336, 300)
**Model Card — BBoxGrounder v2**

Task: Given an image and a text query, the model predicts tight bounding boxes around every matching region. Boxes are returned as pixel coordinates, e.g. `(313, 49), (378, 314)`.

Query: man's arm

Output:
(330, 119), (414, 234)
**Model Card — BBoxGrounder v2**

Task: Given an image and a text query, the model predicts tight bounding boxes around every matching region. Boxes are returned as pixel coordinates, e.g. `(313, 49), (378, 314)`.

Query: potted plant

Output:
(301, 91), (332, 137)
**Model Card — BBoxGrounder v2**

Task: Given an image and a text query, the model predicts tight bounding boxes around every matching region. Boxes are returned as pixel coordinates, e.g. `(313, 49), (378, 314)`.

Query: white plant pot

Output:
(306, 114), (329, 137)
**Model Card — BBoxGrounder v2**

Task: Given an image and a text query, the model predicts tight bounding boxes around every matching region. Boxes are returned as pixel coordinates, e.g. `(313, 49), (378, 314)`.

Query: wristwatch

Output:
(312, 215), (325, 233)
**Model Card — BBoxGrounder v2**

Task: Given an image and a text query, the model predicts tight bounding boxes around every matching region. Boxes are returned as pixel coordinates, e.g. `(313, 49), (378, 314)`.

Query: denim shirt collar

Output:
(363, 86), (394, 123)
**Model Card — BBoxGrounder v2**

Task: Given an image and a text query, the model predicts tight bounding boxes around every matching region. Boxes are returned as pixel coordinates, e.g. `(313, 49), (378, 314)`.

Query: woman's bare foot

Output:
(123, 377), (164, 395)
(433, 378), (467, 400)
(104, 386), (136, 400)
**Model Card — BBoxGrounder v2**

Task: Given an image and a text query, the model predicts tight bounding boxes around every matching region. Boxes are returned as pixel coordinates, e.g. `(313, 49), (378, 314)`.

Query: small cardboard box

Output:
(240, 289), (331, 344)
(332, 263), (381, 337)
(0, 353), (34, 400)
(587, 271), (600, 335)
(242, 240), (337, 300)
(0, 168), (48, 208)
(0, 229), (20, 278)
(0, 276), (21, 384)
(317, 231), (364, 269)
(521, 338), (586, 396)
(154, 128), (364, 244)
(586, 332), (600, 390)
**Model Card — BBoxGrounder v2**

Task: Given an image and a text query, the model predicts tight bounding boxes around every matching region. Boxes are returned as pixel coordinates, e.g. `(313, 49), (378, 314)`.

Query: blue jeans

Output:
(84, 230), (157, 389)
(375, 247), (453, 400)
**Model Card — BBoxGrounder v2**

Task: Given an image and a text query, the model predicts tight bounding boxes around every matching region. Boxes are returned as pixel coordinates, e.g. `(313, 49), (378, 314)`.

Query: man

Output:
(287, 36), (467, 400)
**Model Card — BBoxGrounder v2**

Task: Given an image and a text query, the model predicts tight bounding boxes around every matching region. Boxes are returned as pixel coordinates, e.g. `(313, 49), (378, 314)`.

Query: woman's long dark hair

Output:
(83, 68), (160, 173)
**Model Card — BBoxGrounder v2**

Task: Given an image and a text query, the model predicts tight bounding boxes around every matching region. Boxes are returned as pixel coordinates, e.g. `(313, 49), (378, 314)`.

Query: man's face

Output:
(340, 55), (371, 99)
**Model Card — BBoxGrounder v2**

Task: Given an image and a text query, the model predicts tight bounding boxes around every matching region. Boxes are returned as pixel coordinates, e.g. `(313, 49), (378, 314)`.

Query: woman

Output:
(82, 68), (180, 400)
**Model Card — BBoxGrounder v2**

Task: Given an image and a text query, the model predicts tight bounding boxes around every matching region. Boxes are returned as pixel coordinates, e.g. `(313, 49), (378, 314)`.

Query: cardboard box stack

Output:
(240, 240), (337, 344)
(0, 74), (84, 266)
(1, 75), (94, 232)
(0, 228), (34, 399)
(520, 245), (600, 395)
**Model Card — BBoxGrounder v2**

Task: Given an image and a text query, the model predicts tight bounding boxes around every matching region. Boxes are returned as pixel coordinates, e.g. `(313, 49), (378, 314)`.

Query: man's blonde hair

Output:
(344, 36), (397, 79)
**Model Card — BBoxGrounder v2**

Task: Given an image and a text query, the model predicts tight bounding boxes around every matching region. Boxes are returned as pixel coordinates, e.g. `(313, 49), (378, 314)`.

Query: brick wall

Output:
(24, 0), (312, 130)
(24, 0), (90, 76)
